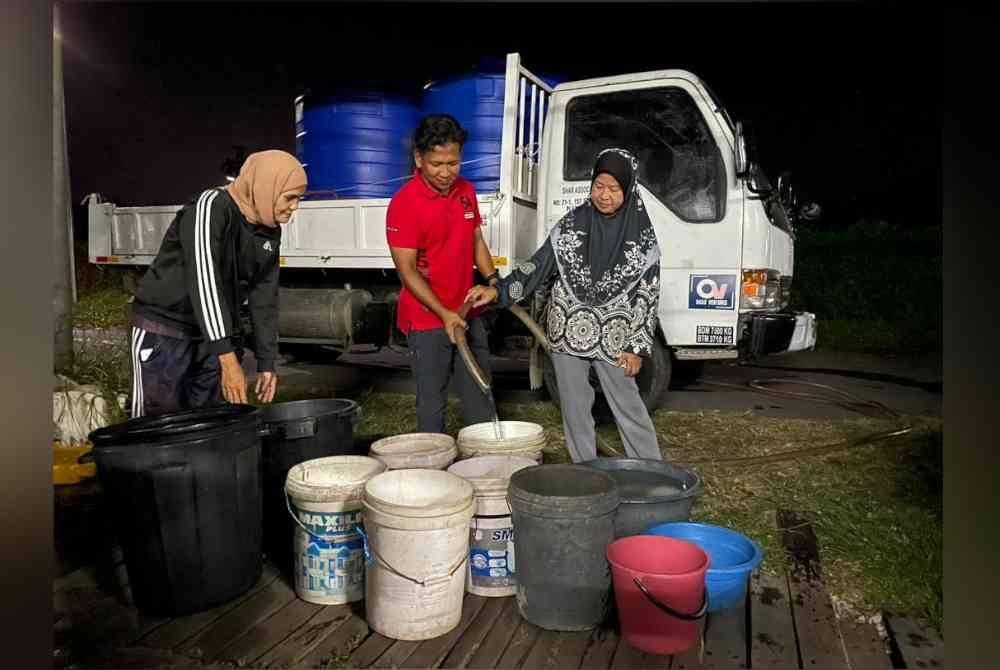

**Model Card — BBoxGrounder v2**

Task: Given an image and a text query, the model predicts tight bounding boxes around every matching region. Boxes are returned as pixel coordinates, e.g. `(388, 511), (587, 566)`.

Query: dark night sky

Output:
(60, 1), (941, 233)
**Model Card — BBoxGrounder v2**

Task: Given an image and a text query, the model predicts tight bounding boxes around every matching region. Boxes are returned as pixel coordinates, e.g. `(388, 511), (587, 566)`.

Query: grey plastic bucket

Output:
(508, 464), (620, 631)
(581, 458), (703, 539)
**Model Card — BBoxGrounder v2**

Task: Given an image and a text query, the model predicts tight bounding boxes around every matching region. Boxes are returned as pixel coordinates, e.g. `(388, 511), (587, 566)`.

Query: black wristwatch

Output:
(485, 271), (499, 287)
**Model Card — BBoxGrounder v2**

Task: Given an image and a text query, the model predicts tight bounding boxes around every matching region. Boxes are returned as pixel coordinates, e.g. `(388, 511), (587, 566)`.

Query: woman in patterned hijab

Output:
(466, 148), (662, 463)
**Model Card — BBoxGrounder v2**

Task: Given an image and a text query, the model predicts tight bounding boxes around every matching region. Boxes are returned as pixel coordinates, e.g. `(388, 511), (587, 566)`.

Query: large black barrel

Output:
(88, 405), (263, 616)
(582, 458), (703, 538)
(257, 399), (363, 574)
(508, 464), (620, 631)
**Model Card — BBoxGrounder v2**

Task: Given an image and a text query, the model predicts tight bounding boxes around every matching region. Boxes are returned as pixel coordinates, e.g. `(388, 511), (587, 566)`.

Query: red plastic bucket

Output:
(606, 535), (710, 655)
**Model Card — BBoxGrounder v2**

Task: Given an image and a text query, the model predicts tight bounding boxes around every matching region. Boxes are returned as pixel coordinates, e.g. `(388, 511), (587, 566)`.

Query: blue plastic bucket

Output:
(644, 522), (763, 612)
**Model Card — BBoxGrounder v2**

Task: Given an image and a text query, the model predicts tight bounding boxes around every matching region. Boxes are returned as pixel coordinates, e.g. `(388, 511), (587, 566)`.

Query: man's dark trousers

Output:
(407, 318), (495, 433)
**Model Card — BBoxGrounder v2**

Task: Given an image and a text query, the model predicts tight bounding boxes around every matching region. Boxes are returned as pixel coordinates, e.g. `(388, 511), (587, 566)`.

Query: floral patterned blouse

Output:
(495, 233), (660, 364)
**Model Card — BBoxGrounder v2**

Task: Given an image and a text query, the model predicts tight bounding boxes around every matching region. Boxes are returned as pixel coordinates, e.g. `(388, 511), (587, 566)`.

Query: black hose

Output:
(674, 378), (913, 466)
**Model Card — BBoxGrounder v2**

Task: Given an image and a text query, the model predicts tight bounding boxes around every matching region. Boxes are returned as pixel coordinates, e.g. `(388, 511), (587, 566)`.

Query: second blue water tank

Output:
(421, 73), (507, 192)
(296, 91), (420, 199)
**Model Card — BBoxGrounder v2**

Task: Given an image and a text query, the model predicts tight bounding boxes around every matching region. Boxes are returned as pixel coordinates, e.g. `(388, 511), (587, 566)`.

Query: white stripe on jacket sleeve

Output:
(194, 189), (226, 341)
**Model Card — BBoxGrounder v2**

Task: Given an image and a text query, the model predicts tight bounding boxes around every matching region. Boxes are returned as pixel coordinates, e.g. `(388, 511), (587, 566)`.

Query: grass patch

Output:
(63, 337), (131, 425)
(813, 319), (940, 355)
(73, 287), (131, 329)
(792, 227), (941, 355)
(344, 391), (943, 629)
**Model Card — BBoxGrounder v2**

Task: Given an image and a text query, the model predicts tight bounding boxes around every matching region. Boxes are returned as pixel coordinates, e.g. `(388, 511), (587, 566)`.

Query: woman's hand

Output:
(465, 285), (499, 308)
(617, 353), (643, 377)
(219, 352), (248, 403)
(255, 371), (279, 404)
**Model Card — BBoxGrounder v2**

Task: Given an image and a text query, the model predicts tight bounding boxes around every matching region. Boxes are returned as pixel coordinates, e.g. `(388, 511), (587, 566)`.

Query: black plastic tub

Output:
(508, 464), (620, 631)
(257, 398), (363, 574)
(581, 458), (703, 538)
(88, 404), (263, 616)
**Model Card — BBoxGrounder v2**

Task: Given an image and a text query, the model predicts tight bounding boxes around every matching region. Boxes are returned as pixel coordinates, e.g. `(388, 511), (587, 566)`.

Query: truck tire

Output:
(670, 360), (706, 388)
(542, 337), (672, 425)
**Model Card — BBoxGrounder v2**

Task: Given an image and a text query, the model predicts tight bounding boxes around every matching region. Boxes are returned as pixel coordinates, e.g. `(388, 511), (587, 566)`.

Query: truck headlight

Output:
(741, 269), (782, 310)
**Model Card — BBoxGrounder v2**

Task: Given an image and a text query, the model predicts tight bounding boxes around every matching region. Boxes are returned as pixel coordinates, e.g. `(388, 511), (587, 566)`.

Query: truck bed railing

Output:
(501, 53), (554, 204)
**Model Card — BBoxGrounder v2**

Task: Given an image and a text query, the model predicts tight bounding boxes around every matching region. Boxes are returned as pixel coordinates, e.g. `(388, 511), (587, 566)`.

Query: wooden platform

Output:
(54, 493), (941, 670)
(54, 564), (904, 670)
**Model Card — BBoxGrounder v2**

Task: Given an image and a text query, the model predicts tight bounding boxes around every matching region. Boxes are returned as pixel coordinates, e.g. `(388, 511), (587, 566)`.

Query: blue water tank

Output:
(421, 71), (563, 193)
(296, 91), (420, 199)
(421, 73), (506, 193)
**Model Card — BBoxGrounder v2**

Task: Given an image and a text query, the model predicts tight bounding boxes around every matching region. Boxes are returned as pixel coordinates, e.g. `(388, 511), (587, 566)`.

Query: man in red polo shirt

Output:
(386, 114), (500, 432)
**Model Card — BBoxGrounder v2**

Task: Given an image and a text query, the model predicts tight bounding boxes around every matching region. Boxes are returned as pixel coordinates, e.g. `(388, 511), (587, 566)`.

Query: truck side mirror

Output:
(735, 121), (750, 178)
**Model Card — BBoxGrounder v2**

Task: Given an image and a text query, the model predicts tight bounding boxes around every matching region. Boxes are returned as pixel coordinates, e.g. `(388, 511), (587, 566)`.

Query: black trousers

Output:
(407, 318), (496, 433)
(128, 326), (224, 418)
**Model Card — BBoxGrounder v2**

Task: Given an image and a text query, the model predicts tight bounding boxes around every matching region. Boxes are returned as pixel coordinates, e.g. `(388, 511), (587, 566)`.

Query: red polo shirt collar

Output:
(413, 169), (460, 200)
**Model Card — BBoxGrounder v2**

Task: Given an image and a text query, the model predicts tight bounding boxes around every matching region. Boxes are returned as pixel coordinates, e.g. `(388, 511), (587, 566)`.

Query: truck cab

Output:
(532, 64), (817, 408)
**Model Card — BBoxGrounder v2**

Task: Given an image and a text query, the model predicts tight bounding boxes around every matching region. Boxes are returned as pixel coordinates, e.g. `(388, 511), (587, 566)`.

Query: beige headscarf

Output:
(225, 150), (307, 227)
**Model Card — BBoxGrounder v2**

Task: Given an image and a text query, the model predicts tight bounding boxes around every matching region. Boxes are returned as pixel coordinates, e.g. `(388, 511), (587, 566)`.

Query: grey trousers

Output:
(551, 351), (662, 463)
(408, 318), (496, 433)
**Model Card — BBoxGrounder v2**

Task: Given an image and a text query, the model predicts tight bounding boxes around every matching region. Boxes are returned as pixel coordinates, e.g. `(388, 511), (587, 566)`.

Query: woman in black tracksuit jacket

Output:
(127, 150), (307, 418)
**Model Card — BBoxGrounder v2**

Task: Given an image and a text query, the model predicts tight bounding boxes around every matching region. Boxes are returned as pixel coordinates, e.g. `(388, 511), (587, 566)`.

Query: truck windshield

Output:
(564, 87), (726, 223)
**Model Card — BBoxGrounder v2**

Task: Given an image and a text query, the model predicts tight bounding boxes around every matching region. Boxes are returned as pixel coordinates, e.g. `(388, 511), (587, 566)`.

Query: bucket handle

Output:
(633, 577), (708, 621)
(261, 417), (318, 440)
(285, 491), (358, 543)
(356, 522), (467, 588)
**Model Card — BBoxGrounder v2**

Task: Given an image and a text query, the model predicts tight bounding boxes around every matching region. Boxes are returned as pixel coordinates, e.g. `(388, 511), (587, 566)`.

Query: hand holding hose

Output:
(441, 310), (468, 345)
(465, 285), (498, 308)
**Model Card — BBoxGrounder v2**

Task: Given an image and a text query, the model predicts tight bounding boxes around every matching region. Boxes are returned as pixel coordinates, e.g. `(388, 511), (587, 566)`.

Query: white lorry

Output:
(88, 52), (817, 410)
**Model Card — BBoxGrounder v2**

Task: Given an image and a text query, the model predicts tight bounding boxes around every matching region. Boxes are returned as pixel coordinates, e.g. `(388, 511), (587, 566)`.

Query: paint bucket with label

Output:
(362, 469), (475, 640)
(447, 455), (537, 596)
(285, 456), (386, 605)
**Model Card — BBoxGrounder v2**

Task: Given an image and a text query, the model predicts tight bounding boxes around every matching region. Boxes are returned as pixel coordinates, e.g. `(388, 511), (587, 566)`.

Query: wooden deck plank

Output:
(702, 601), (748, 669)
(669, 617), (706, 670)
(579, 627), (620, 669)
(296, 613), (371, 668)
(441, 596), (509, 668)
(253, 604), (354, 668)
(834, 615), (890, 670)
(348, 633), (397, 668)
(609, 636), (671, 669)
(748, 570), (798, 670)
(61, 645), (193, 669)
(370, 640), (422, 668)
(466, 598), (525, 669)
(403, 595), (489, 669)
(520, 629), (595, 670)
(884, 614), (943, 670)
(214, 596), (324, 667)
(495, 613), (543, 669)
(778, 510), (850, 670)
(175, 575), (298, 662)
(139, 563), (280, 649)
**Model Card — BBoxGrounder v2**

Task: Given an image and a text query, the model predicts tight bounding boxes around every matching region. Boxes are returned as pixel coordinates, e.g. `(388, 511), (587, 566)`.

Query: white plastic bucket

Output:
(457, 421), (547, 463)
(362, 469), (475, 640)
(369, 433), (457, 470)
(448, 456), (537, 596)
(285, 456), (385, 605)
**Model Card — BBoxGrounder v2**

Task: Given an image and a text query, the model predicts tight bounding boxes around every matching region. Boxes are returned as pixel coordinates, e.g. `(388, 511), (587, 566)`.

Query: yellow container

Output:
(53, 441), (97, 486)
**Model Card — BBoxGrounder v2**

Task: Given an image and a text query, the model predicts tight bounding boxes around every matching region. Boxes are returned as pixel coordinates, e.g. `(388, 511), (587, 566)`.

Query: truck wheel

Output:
(670, 360), (706, 388)
(542, 338), (672, 425)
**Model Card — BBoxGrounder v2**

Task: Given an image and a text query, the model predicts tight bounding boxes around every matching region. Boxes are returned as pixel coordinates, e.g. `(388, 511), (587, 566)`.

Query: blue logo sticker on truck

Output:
(689, 274), (736, 310)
